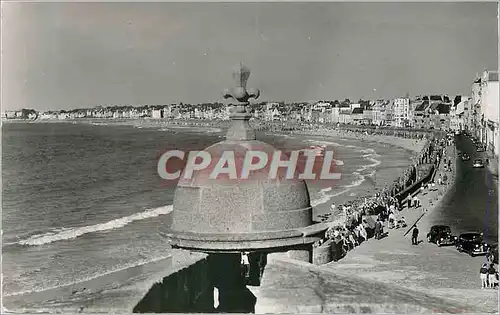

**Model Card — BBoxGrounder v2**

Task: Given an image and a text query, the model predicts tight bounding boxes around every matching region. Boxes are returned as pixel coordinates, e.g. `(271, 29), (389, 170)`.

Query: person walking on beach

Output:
(412, 225), (419, 245)
(241, 252), (250, 278)
(213, 287), (220, 309)
(480, 263), (489, 289)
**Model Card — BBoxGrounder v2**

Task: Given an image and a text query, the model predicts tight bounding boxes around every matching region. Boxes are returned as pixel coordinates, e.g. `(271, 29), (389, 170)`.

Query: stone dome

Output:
(165, 139), (314, 252)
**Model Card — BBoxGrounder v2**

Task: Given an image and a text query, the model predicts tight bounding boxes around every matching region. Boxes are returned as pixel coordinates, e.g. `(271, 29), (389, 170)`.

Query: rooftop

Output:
(352, 107), (364, 114)
(436, 103), (450, 115)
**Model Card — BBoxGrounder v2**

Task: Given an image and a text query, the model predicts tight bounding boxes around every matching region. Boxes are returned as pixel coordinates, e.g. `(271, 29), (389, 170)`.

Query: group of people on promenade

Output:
(480, 261), (498, 289)
(312, 131), (449, 261)
(315, 192), (411, 257)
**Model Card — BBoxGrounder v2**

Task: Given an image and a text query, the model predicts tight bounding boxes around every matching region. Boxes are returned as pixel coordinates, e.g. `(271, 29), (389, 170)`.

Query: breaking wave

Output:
(17, 205), (173, 246)
(311, 188), (351, 208)
(342, 172), (366, 188)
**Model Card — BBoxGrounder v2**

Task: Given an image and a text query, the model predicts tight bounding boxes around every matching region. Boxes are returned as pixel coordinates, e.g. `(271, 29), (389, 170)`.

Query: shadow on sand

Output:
(133, 253), (267, 313)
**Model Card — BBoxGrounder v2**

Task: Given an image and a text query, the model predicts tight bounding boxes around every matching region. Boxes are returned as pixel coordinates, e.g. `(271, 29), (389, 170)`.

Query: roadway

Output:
(426, 134), (498, 243)
(322, 139), (498, 312)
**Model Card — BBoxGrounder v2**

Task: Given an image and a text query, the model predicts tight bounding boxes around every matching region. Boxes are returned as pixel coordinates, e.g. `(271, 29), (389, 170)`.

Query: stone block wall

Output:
(313, 240), (334, 265)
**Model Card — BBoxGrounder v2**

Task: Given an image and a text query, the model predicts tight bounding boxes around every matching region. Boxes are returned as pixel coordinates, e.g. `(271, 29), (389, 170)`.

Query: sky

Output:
(1, 2), (498, 111)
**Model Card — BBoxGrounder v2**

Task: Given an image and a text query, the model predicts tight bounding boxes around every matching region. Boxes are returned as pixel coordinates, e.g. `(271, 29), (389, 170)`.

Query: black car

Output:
(487, 244), (498, 264)
(426, 225), (457, 246)
(476, 145), (485, 152)
(456, 232), (491, 256)
(461, 153), (470, 161)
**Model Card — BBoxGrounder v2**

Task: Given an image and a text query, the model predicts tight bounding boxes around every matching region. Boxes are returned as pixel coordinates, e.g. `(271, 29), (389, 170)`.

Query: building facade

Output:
(393, 97), (411, 127)
(479, 71), (499, 156)
(470, 77), (483, 138)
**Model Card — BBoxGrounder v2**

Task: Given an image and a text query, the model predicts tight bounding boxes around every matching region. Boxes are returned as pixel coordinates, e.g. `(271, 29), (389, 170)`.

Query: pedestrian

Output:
(359, 224), (367, 241)
(213, 287), (220, 309)
(487, 253), (494, 265)
(388, 212), (396, 229)
(389, 204), (396, 214)
(349, 231), (358, 248)
(488, 264), (497, 289)
(375, 219), (381, 240)
(412, 225), (419, 245)
(480, 263), (489, 289)
(241, 252), (250, 278)
(400, 216), (407, 227)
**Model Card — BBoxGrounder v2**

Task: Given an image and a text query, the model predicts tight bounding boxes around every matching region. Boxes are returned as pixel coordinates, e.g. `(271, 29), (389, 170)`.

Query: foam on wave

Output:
(17, 205), (173, 246)
(310, 188), (350, 207)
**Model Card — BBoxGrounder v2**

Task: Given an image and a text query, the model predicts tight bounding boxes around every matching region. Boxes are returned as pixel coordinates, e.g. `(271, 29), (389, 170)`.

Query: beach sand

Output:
(288, 128), (425, 221)
(289, 127), (425, 154)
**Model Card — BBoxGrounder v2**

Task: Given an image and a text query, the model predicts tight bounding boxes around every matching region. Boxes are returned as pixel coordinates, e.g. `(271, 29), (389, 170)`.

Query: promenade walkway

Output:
(252, 142), (495, 313)
(320, 144), (498, 313)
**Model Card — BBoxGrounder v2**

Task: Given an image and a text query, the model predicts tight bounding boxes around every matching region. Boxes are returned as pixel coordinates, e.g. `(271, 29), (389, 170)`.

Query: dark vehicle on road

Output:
(456, 232), (491, 256)
(461, 153), (470, 161)
(426, 225), (457, 246)
(476, 145), (485, 152)
(473, 159), (484, 168)
(487, 244), (498, 264)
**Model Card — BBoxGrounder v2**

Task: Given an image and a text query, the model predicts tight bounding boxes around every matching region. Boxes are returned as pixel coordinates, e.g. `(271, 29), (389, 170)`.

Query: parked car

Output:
(427, 225), (457, 246)
(461, 153), (470, 161)
(487, 243), (498, 264)
(456, 232), (491, 256)
(473, 159), (484, 168)
(476, 145), (485, 152)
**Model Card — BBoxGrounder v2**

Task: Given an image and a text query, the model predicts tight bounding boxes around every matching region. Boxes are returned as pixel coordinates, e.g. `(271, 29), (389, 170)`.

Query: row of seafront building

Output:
(466, 70), (499, 158)
(0, 96), (474, 130)
(3, 70), (497, 157)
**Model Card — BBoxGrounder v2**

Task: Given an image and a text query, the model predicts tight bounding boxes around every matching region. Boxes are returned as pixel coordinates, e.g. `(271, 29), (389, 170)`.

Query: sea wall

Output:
(313, 240), (334, 264)
(310, 133), (446, 265)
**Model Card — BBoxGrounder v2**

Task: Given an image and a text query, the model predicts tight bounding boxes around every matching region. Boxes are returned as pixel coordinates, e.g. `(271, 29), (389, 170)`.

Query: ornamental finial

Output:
(223, 63), (259, 141)
(223, 62), (260, 106)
